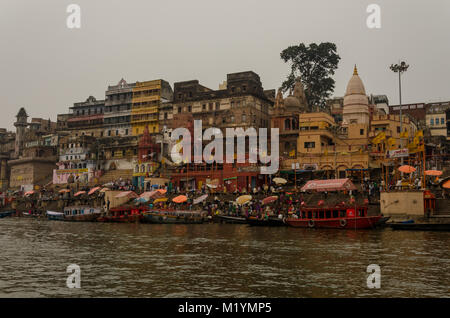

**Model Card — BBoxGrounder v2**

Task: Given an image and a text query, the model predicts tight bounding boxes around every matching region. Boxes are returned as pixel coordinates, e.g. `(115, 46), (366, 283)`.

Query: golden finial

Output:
(353, 64), (358, 75)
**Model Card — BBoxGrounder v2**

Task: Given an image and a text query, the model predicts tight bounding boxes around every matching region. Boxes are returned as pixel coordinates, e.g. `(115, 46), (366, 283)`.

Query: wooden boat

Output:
(142, 210), (206, 224)
(375, 216), (391, 227)
(214, 215), (247, 224)
(389, 222), (450, 231)
(46, 211), (64, 221)
(246, 215), (286, 227)
(285, 205), (381, 229)
(63, 206), (101, 222)
(0, 210), (15, 218)
(97, 206), (146, 223)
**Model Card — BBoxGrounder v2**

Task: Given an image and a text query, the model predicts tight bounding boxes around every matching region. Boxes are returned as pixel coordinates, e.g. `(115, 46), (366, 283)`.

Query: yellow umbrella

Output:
(273, 177), (287, 185)
(153, 198), (168, 204)
(236, 195), (252, 205)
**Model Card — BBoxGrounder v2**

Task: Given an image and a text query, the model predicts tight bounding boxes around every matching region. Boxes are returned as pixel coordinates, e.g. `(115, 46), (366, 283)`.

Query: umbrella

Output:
(134, 197), (149, 204)
(157, 189), (167, 194)
(153, 198), (168, 204)
(425, 170), (443, 176)
(100, 188), (110, 193)
(442, 180), (450, 189)
(74, 191), (86, 197)
(140, 191), (164, 200)
(236, 195), (252, 205)
(273, 177), (287, 185)
(24, 190), (35, 196)
(262, 196), (278, 205)
(172, 195), (188, 203)
(88, 186), (101, 195)
(115, 191), (138, 198)
(398, 165), (416, 173)
(59, 189), (70, 193)
(193, 194), (208, 205)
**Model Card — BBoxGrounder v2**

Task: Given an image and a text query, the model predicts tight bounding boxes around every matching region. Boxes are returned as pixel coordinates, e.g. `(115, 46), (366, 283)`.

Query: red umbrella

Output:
(74, 191), (86, 197)
(425, 170), (442, 176)
(398, 165), (416, 173)
(262, 196), (278, 205)
(442, 180), (450, 189)
(172, 195), (188, 203)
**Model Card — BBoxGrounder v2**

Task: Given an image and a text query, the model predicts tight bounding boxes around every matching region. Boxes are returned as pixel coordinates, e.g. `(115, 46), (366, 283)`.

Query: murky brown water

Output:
(0, 217), (449, 297)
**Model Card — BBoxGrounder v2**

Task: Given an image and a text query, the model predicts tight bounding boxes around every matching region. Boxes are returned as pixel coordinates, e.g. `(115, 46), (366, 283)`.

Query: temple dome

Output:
(343, 65), (368, 107)
(284, 95), (301, 108)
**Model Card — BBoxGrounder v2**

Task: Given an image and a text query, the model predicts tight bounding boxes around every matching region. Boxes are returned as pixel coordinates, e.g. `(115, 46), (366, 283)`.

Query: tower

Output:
(14, 107), (28, 158)
(342, 65), (370, 125)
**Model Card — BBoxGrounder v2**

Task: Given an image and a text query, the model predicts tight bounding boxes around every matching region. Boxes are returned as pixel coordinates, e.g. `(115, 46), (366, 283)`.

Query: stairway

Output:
(97, 169), (133, 185)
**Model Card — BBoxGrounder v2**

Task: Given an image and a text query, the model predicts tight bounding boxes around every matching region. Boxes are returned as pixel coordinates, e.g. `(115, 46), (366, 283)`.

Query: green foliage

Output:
(280, 42), (340, 110)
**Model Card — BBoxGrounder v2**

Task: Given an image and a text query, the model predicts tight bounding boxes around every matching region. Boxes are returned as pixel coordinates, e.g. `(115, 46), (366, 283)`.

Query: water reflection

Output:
(0, 218), (448, 297)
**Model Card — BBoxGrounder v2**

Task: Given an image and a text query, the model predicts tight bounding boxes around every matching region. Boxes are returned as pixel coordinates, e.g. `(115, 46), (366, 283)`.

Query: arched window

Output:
(141, 165), (145, 173)
(135, 165), (139, 173)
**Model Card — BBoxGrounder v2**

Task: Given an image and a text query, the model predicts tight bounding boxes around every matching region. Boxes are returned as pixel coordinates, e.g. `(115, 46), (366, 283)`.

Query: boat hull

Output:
(142, 213), (204, 224)
(246, 216), (286, 227)
(214, 215), (247, 224)
(97, 214), (142, 223)
(0, 211), (15, 218)
(285, 216), (382, 229)
(46, 211), (64, 221)
(64, 214), (100, 222)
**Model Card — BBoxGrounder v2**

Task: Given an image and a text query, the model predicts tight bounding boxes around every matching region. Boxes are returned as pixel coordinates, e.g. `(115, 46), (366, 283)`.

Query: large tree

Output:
(280, 42), (340, 110)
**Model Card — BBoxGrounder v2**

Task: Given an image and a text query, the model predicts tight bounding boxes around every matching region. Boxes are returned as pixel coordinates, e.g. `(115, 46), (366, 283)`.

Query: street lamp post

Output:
(389, 61), (409, 168)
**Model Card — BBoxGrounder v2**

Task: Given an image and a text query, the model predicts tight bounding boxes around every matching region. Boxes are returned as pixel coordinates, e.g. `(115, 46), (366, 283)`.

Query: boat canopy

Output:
(301, 178), (357, 192)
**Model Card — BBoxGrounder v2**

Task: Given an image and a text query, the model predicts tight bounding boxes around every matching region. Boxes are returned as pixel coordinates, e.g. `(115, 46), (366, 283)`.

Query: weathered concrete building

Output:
(67, 96), (105, 138)
(104, 79), (135, 137)
(171, 71), (273, 133)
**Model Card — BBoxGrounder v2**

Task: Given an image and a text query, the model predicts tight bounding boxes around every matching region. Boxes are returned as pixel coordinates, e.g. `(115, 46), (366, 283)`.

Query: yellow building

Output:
(131, 79), (173, 136)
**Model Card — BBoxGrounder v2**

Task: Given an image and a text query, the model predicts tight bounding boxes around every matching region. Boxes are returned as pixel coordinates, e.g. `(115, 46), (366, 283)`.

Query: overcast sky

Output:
(0, 0), (449, 130)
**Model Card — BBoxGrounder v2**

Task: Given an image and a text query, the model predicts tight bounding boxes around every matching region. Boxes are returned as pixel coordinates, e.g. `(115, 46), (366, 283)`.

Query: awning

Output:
(301, 178), (357, 192)
(115, 191), (138, 198)
(88, 187), (101, 195)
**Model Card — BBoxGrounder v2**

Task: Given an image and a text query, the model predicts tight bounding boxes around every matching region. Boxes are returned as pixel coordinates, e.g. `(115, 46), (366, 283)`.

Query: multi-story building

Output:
(171, 71), (273, 133)
(0, 129), (15, 190)
(426, 101), (449, 138)
(53, 134), (98, 185)
(67, 96), (105, 138)
(104, 78), (135, 137)
(131, 80), (173, 136)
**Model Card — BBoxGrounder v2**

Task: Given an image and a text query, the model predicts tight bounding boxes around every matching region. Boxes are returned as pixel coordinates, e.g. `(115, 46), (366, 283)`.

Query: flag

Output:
(387, 137), (396, 150)
(372, 131), (386, 144)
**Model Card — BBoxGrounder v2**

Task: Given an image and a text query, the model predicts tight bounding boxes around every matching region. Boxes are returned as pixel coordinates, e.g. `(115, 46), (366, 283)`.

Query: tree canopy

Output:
(280, 42), (340, 110)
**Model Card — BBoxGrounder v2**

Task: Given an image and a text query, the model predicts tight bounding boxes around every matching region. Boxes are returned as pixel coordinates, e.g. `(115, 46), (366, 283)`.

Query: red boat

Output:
(97, 206), (147, 223)
(285, 205), (381, 229)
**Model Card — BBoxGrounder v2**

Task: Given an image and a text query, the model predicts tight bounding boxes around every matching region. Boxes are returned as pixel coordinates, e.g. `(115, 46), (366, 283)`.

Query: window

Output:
(397, 126), (400, 133)
(215, 102), (220, 110)
(188, 106), (192, 112)
(202, 104), (206, 110)
(164, 113), (168, 119)
(242, 114), (246, 122)
(285, 119), (291, 130)
(108, 130), (111, 136)
(231, 115), (235, 122)
(430, 118), (434, 126)
(304, 142), (315, 149)
(242, 85), (246, 92)
(178, 107), (182, 113)
(125, 129), (128, 135)
(441, 118), (445, 125)
(360, 129), (364, 135)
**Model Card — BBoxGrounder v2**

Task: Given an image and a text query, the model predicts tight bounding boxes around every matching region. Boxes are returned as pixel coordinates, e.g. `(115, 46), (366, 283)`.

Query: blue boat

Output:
(0, 211), (15, 218)
(46, 211), (64, 221)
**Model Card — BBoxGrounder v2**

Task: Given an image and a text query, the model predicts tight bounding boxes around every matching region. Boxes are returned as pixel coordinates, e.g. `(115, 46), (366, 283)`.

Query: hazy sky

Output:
(0, 0), (449, 130)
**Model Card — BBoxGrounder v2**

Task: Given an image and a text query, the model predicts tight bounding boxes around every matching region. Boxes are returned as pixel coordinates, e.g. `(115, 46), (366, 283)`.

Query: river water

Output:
(0, 217), (448, 298)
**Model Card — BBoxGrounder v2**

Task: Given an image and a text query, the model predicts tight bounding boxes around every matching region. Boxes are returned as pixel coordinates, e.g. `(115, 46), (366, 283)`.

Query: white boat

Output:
(46, 211), (64, 220)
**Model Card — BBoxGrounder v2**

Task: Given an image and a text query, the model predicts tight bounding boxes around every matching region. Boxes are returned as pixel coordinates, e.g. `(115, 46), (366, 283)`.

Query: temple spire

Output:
(353, 64), (358, 75)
